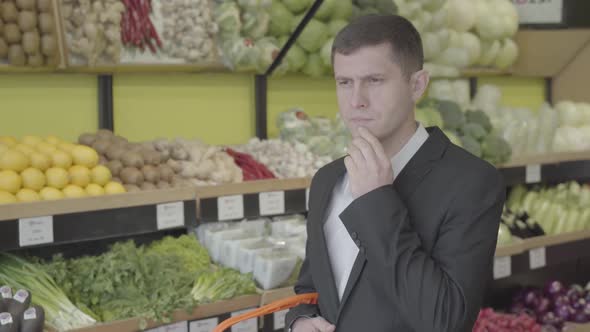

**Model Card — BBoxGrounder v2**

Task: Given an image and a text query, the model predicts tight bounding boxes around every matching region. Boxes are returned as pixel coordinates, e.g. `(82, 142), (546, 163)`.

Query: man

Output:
(285, 14), (505, 332)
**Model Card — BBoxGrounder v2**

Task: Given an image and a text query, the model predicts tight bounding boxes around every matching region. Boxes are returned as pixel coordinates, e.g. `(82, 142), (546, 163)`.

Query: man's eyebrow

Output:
(335, 74), (386, 80)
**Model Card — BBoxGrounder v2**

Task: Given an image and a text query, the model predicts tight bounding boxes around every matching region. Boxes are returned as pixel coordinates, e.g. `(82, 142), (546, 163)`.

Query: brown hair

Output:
(331, 14), (424, 78)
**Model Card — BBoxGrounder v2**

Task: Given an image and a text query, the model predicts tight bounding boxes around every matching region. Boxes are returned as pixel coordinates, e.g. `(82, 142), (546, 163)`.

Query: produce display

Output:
(197, 214), (306, 290)
(0, 0), (60, 66)
(507, 182), (590, 237)
(552, 101), (590, 153)
(473, 308), (542, 332)
(510, 281), (590, 330)
(16, 234), (257, 328)
(0, 135), (123, 204)
(0, 286), (45, 332)
(62, 0), (220, 66)
(417, 97), (512, 165)
(497, 208), (545, 246)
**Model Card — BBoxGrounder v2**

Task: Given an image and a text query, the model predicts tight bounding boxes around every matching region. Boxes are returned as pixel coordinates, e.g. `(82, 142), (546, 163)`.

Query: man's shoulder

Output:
(440, 143), (504, 188)
(310, 157), (345, 183)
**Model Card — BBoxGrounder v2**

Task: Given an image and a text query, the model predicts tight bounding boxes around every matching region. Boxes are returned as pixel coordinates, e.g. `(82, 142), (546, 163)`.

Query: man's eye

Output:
(337, 80), (351, 86)
(369, 78), (382, 83)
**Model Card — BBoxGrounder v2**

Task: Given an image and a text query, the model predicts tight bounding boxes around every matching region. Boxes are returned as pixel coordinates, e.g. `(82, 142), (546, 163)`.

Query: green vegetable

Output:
(256, 37), (281, 73)
(375, 0), (397, 13)
(221, 37), (260, 71)
(507, 184), (528, 211)
(237, 0), (271, 9)
(460, 123), (487, 141)
(328, 19), (348, 37)
(465, 110), (493, 132)
(359, 6), (379, 16)
(0, 253), (96, 331)
(351, 4), (362, 18)
(331, 0), (353, 20)
(283, 0), (313, 14)
(302, 52), (326, 77)
(148, 235), (210, 275)
(285, 44), (307, 72)
(214, 2), (242, 39)
(190, 267), (256, 304)
(355, 0), (375, 8)
(269, 1), (294, 37)
(481, 134), (512, 165)
(315, 0), (337, 21)
(242, 10), (270, 39)
(436, 100), (465, 130)
(415, 107), (444, 128)
(320, 37), (334, 68)
(297, 19), (328, 53)
(460, 135), (482, 158)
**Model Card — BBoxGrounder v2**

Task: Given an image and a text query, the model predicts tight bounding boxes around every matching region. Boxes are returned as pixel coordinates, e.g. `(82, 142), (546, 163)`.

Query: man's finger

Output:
(344, 155), (357, 177)
(310, 317), (336, 332)
(358, 127), (389, 164)
(351, 137), (378, 170)
(347, 144), (365, 166)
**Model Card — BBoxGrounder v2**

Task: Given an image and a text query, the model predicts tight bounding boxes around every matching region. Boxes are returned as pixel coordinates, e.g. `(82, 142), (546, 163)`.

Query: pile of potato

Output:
(78, 130), (183, 192)
(0, 0), (59, 66)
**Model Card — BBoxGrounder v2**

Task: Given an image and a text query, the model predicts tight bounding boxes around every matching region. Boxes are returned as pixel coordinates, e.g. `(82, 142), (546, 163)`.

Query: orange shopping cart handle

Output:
(213, 292), (318, 332)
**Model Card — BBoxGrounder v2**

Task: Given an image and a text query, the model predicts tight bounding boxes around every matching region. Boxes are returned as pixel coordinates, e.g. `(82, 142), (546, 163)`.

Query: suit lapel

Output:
(309, 159), (346, 321)
(335, 127), (450, 321)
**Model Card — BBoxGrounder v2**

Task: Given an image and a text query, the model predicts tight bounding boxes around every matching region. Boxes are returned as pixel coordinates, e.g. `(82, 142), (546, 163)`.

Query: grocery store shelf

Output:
(0, 188), (197, 252)
(498, 151), (590, 186)
(493, 229), (590, 280)
(196, 178), (311, 223)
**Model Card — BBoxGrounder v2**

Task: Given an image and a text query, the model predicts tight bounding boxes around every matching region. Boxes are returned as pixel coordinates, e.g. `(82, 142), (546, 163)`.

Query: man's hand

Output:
(345, 127), (394, 199)
(291, 316), (336, 332)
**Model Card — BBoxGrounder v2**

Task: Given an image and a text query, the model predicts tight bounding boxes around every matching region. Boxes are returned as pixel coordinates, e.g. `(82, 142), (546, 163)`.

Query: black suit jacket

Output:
(285, 127), (505, 332)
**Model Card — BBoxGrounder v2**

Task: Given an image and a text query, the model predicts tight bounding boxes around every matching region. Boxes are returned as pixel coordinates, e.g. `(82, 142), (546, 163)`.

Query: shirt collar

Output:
(390, 123), (429, 176)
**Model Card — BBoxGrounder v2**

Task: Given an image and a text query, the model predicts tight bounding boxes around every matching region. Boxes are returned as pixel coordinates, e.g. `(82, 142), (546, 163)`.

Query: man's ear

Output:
(410, 69), (430, 103)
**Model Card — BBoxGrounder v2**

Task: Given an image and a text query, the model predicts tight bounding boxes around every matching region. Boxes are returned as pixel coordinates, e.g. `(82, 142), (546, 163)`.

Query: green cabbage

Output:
(297, 19), (329, 52)
(214, 2), (242, 39)
(315, 0), (337, 21)
(331, 0), (353, 20)
(222, 37), (260, 71)
(376, 0), (398, 13)
(302, 53), (326, 77)
(269, 1), (295, 37)
(494, 38), (518, 70)
(242, 10), (270, 39)
(444, 130), (462, 147)
(328, 19), (348, 37)
(285, 44), (307, 72)
(283, 0), (313, 14)
(256, 37), (281, 73)
(237, 0), (272, 9)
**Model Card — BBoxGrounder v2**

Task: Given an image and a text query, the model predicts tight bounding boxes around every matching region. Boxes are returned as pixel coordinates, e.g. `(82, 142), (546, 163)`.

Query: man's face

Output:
(333, 43), (416, 141)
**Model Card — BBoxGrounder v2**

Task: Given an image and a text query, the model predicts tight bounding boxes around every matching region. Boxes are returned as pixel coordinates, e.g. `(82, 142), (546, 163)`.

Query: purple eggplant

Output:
(0, 287), (11, 313)
(0, 312), (18, 332)
(20, 306), (45, 332)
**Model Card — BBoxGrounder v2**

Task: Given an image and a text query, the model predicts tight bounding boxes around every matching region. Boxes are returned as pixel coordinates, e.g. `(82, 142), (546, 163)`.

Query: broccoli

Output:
(375, 0), (397, 13)
(481, 134), (512, 165)
(443, 130), (462, 147)
(460, 135), (482, 158)
(415, 107), (443, 128)
(465, 110), (493, 133)
(460, 123), (487, 141)
(436, 100), (465, 131)
(416, 97), (438, 109)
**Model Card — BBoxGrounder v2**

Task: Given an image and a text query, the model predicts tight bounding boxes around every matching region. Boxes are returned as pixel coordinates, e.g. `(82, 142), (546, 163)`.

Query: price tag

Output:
(23, 308), (37, 320)
(493, 256), (512, 279)
(0, 313), (12, 325)
(218, 195), (244, 221)
(525, 164), (541, 184)
(160, 321), (188, 332)
(0, 286), (12, 299)
(157, 201), (185, 230)
(231, 309), (258, 332)
(273, 309), (288, 330)
(306, 188), (310, 210)
(259, 191), (285, 216)
(512, 0), (563, 24)
(189, 317), (219, 332)
(13, 290), (29, 304)
(529, 247), (547, 269)
(19, 216), (53, 247)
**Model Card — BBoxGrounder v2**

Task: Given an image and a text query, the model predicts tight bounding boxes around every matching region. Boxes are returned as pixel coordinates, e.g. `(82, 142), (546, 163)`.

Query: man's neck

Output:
(381, 120), (418, 160)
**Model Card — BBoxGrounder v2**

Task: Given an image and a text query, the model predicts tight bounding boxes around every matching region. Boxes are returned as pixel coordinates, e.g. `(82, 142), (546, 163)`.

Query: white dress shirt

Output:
(323, 124), (429, 300)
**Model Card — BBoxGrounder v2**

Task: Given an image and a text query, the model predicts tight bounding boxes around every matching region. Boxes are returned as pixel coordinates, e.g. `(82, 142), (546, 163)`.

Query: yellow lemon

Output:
(85, 183), (105, 196)
(36, 141), (57, 155)
(69, 165), (91, 187)
(0, 170), (22, 194)
(16, 189), (41, 202)
(21, 135), (43, 147)
(0, 191), (17, 204)
(21, 168), (46, 191)
(29, 153), (52, 171)
(39, 187), (65, 200)
(62, 184), (87, 198)
(104, 181), (126, 194)
(0, 137), (17, 147)
(71, 145), (99, 168)
(90, 165), (112, 186)
(14, 144), (36, 156)
(45, 167), (69, 189)
(51, 150), (73, 169)
(45, 135), (62, 145)
(57, 142), (76, 153)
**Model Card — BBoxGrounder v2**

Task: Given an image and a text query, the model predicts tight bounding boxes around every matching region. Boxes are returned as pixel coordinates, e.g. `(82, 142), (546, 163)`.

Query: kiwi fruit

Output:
(120, 167), (144, 185)
(96, 129), (114, 139)
(123, 184), (140, 192)
(121, 152), (144, 168)
(78, 133), (97, 146)
(4, 23), (21, 43)
(91, 139), (111, 155)
(111, 135), (128, 145)
(106, 145), (126, 161)
(158, 164), (174, 182)
(106, 160), (123, 176)
(141, 165), (159, 183)
(8, 44), (25, 65)
(156, 181), (171, 189)
(140, 182), (156, 191)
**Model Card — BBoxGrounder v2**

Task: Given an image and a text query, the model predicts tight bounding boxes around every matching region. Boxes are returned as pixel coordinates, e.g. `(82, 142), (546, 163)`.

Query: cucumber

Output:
(6, 289), (30, 321)
(0, 287), (12, 313)
(0, 312), (19, 332)
(20, 306), (45, 332)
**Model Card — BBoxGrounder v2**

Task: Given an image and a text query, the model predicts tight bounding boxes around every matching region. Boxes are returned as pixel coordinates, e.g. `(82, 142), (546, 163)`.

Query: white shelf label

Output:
(161, 321), (188, 332)
(19, 216), (53, 247)
(259, 191), (285, 216)
(525, 164), (541, 184)
(218, 195), (244, 221)
(0, 313), (13, 325)
(273, 309), (288, 330)
(306, 188), (310, 210)
(189, 317), (219, 332)
(512, 0), (563, 24)
(23, 308), (37, 320)
(529, 247), (547, 269)
(231, 308), (258, 332)
(157, 202), (185, 230)
(494, 256), (512, 280)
